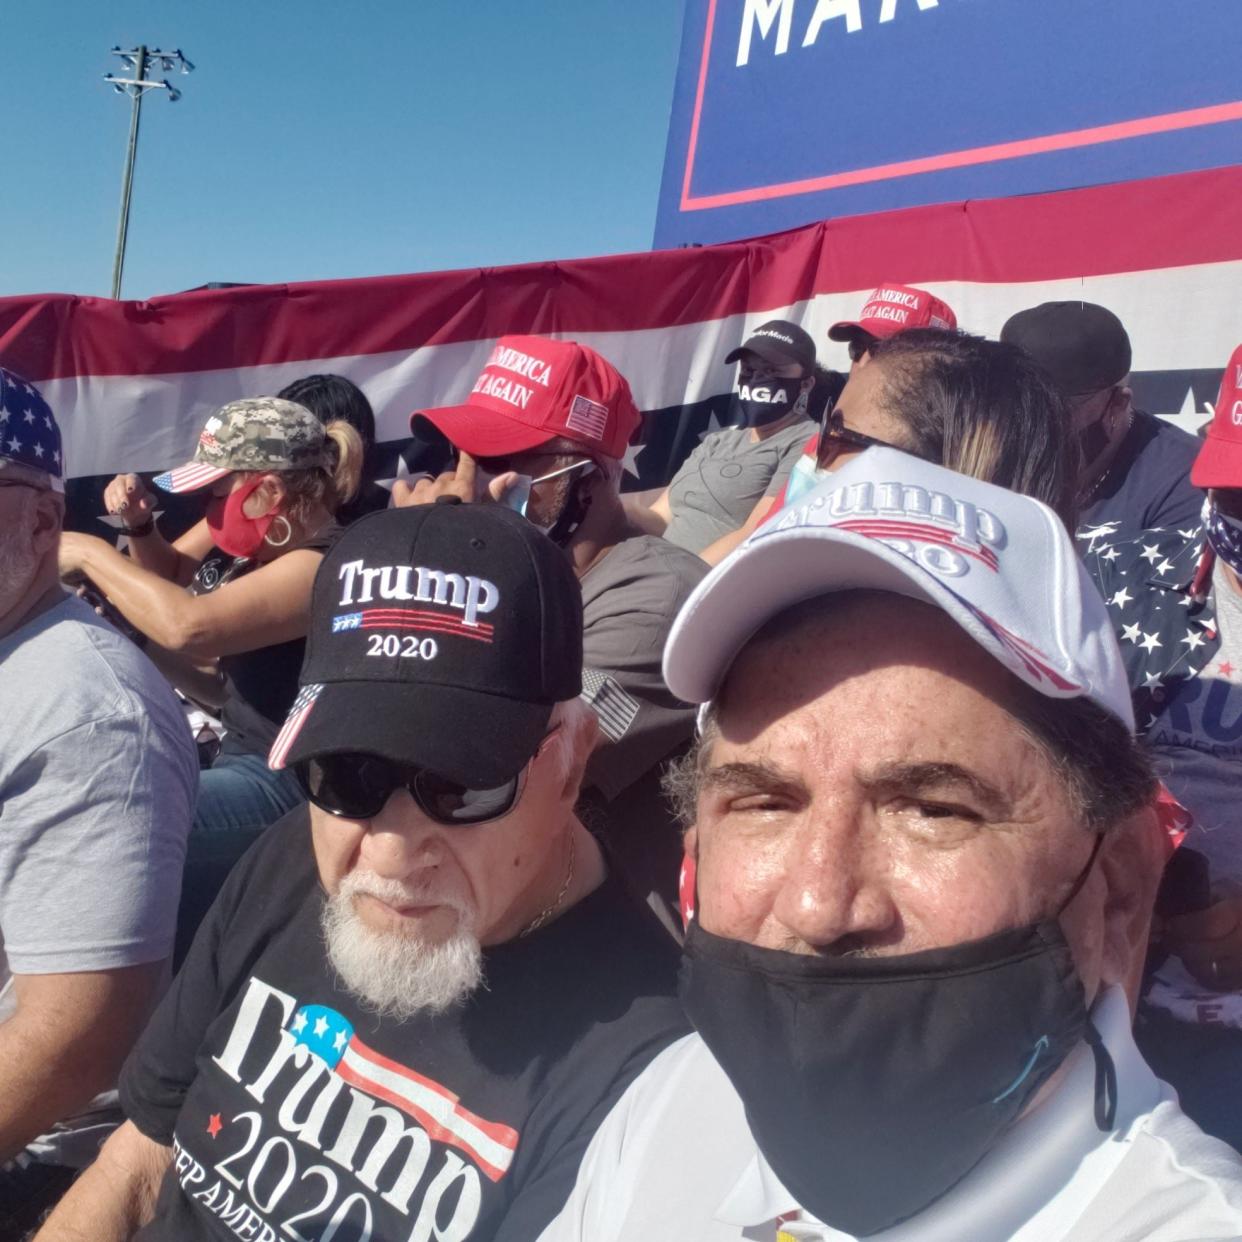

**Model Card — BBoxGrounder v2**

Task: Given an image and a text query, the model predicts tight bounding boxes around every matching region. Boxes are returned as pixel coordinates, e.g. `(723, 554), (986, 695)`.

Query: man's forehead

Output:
(709, 601), (1042, 761)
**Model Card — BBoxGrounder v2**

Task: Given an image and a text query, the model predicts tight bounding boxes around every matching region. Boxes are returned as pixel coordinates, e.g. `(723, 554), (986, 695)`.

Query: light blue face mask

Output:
(781, 452), (824, 508)
(489, 457), (595, 521)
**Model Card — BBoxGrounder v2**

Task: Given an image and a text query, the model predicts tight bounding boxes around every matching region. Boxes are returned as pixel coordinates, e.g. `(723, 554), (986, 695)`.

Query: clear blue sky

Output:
(1, 0), (683, 300)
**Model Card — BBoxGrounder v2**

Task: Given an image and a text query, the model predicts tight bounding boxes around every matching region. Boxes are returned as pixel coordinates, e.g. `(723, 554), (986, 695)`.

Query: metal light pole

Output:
(104, 46), (194, 299)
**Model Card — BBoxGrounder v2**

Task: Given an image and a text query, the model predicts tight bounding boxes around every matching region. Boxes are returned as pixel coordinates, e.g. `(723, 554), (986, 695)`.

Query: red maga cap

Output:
(1191, 343), (1242, 489)
(829, 284), (958, 343)
(413, 335), (641, 460)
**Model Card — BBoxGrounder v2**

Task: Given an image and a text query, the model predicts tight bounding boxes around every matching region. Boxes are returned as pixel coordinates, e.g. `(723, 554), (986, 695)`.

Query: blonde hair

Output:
(281, 419), (363, 523)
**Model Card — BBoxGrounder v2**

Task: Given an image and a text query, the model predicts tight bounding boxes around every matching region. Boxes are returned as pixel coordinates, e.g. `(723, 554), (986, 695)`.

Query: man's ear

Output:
(556, 706), (599, 803)
(1098, 806), (1165, 1004)
(32, 492), (65, 553)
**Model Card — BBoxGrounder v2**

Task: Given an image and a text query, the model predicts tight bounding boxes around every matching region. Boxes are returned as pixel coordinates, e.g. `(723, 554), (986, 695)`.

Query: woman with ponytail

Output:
(58, 397), (363, 864)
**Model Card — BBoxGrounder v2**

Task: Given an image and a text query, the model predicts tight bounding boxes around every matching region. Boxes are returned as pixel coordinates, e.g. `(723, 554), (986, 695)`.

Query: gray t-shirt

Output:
(579, 536), (708, 800)
(663, 420), (811, 552)
(0, 594), (197, 1166)
(1145, 563), (1242, 1029)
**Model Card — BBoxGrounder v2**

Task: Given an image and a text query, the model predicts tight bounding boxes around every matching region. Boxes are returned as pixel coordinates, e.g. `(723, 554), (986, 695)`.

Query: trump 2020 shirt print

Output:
(121, 813), (686, 1242)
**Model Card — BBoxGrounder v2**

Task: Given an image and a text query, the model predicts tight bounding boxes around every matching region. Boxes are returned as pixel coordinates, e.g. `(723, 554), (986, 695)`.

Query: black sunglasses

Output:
(844, 335), (874, 362)
(814, 408), (896, 471)
(295, 726), (560, 824)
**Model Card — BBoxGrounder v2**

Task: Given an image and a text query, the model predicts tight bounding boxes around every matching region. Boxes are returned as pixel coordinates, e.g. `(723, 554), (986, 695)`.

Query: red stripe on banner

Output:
(686, 101), (1242, 207)
(680, 0), (719, 213)
(3, 165), (1242, 382)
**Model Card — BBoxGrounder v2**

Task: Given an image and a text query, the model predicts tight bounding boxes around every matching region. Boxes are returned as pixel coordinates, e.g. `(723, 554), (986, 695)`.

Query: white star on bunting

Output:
(621, 441), (645, 481)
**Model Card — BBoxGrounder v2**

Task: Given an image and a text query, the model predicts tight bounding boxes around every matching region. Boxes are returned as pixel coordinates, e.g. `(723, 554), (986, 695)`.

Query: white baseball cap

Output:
(663, 447), (1134, 731)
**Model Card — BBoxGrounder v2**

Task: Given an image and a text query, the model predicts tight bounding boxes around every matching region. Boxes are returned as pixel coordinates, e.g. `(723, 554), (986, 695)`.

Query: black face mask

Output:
(679, 840), (1116, 1237)
(737, 371), (804, 428)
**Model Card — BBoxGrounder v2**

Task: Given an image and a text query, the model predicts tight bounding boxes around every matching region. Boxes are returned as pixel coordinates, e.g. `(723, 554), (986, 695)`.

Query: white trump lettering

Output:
(338, 561), (500, 625)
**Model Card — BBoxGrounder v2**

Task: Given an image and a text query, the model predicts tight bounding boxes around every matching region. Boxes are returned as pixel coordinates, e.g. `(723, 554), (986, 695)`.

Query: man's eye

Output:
(909, 801), (982, 822)
(729, 795), (791, 814)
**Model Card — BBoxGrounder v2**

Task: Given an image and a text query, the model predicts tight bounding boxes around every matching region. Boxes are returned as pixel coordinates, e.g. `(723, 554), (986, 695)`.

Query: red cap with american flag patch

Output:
(412, 335), (641, 462)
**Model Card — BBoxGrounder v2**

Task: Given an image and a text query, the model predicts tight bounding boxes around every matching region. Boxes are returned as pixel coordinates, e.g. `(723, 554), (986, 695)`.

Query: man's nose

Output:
(769, 820), (900, 953)
(358, 788), (447, 877)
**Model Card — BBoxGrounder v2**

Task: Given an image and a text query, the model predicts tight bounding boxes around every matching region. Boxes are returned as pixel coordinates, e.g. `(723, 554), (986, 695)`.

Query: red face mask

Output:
(205, 476), (279, 559)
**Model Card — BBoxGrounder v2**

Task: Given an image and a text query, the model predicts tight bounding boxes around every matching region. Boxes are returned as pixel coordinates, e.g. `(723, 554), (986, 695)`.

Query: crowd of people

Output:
(1, 283), (1241, 1241)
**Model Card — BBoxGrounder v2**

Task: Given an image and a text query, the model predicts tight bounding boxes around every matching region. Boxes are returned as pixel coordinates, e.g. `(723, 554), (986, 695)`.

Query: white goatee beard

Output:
(321, 871), (485, 1020)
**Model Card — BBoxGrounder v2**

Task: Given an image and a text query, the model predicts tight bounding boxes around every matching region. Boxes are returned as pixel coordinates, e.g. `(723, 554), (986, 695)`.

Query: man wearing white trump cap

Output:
(541, 448), (1242, 1241)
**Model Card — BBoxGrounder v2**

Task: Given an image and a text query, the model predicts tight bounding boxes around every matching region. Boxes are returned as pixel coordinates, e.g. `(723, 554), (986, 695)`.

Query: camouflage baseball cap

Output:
(154, 397), (331, 493)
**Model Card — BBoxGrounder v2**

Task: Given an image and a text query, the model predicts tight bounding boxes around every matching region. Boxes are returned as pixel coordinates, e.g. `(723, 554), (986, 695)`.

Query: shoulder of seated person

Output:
(2, 596), (176, 724)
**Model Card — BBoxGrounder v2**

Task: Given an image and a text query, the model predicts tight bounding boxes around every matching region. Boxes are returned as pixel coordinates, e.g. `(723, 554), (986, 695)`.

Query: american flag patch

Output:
(581, 668), (641, 743)
(566, 394), (609, 441)
(332, 612), (363, 632)
(153, 461), (231, 494)
(268, 683), (324, 770)
(290, 1003), (520, 1181)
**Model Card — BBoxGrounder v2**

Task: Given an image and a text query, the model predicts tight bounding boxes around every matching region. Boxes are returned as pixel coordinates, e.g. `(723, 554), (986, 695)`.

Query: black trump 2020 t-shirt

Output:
(121, 808), (687, 1242)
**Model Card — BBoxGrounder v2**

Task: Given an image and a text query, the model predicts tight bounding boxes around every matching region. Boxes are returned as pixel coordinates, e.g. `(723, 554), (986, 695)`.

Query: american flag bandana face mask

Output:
(1203, 498), (1242, 578)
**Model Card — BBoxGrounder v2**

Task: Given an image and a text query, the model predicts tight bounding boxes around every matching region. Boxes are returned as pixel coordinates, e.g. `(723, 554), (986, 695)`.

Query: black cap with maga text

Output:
(268, 502), (583, 785)
(1000, 302), (1132, 397)
(725, 319), (816, 374)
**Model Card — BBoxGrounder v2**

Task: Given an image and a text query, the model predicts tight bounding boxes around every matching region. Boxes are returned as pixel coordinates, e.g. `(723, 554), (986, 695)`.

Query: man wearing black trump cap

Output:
(42, 502), (686, 1242)
(1002, 301), (1200, 536)
(627, 319), (822, 562)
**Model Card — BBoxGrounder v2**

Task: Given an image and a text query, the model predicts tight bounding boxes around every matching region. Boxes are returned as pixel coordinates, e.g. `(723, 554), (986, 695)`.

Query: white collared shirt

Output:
(539, 988), (1242, 1242)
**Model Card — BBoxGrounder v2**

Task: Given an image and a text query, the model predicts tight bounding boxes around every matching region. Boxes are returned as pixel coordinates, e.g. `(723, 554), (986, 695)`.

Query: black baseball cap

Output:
(725, 319), (816, 373)
(268, 502), (584, 786)
(1000, 302), (1132, 397)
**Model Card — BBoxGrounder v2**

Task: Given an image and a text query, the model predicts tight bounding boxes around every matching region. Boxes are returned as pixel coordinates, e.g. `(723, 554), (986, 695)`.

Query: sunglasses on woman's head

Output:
(295, 725), (561, 825)
(814, 409), (897, 471)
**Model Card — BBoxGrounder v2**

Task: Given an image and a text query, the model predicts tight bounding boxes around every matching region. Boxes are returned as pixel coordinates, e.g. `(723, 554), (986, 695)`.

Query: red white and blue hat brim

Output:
(154, 461), (232, 493)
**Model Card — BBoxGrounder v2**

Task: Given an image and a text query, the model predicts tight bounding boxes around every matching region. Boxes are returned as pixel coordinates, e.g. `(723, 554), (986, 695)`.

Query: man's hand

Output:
(1166, 895), (1242, 991)
(390, 452), (518, 508)
(103, 474), (156, 529)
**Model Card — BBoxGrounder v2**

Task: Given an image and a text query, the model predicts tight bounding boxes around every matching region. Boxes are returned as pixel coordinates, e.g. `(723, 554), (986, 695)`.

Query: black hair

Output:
(277, 374), (376, 449)
(807, 364), (847, 424)
(867, 328), (1079, 528)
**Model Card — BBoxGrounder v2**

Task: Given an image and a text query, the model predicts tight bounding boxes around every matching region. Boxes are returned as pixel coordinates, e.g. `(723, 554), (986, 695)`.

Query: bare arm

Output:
(622, 487), (673, 537)
(128, 517), (215, 587)
(142, 641), (228, 710)
(698, 494), (776, 566)
(35, 1121), (171, 1241)
(0, 964), (166, 1164)
(60, 534), (322, 659)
